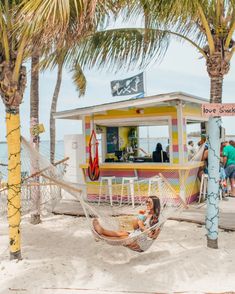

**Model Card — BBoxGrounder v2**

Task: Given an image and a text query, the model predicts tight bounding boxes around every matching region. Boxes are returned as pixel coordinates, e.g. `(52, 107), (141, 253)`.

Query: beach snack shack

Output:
(54, 92), (207, 204)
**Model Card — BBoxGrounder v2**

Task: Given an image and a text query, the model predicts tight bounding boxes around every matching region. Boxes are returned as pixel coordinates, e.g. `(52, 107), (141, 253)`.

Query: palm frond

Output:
(71, 62), (86, 96)
(18, 0), (114, 48)
(18, 0), (85, 46)
(73, 28), (170, 72)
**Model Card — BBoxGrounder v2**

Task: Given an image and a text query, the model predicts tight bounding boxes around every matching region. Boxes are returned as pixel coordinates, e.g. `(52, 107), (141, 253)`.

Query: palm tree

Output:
(48, 52), (86, 165)
(39, 2), (159, 167)
(30, 47), (41, 225)
(74, 0), (235, 249)
(0, 0), (32, 260)
(0, 0), (96, 260)
(22, 0), (126, 224)
(2, 0), (138, 258)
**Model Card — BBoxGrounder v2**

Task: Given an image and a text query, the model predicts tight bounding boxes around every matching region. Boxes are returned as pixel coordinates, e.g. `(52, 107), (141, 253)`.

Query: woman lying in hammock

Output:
(92, 196), (161, 252)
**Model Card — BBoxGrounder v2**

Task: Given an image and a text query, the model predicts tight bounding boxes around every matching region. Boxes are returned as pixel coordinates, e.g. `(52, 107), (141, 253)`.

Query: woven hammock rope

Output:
(0, 138), (205, 253)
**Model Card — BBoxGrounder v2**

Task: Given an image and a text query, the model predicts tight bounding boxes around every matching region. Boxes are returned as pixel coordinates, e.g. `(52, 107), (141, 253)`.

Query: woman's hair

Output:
(156, 143), (162, 152)
(149, 196), (161, 226)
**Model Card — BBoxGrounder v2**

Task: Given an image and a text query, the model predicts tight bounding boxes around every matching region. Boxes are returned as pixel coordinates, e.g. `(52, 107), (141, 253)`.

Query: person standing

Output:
(187, 140), (196, 161)
(223, 141), (235, 197)
(152, 143), (169, 163)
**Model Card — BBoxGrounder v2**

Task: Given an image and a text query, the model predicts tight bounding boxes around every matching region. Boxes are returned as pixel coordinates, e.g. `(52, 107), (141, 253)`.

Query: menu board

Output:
(106, 127), (119, 153)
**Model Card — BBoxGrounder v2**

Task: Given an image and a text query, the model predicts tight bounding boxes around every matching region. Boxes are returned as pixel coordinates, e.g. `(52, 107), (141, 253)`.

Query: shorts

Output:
(225, 165), (235, 179)
(220, 167), (226, 180)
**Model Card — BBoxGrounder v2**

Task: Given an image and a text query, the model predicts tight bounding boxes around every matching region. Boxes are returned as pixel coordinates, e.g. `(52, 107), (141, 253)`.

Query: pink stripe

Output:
(173, 145), (179, 152)
(172, 119), (177, 125)
(137, 170), (179, 179)
(85, 122), (90, 129)
(84, 168), (199, 179)
(100, 170), (136, 177)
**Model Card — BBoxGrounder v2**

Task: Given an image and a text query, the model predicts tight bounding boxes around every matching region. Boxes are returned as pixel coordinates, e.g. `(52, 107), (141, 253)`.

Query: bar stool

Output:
(120, 177), (140, 208)
(198, 173), (208, 203)
(98, 176), (116, 206)
(148, 176), (163, 197)
(198, 173), (223, 203)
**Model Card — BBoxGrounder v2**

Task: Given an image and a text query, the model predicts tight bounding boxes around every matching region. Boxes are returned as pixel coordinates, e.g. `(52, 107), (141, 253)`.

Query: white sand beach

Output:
(0, 211), (235, 294)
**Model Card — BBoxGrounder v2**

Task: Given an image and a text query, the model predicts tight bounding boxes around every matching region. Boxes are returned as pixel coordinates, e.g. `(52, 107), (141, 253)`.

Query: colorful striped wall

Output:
(171, 118), (187, 163)
(171, 118), (179, 164)
(84, 166), (200, 204)
(85, 116), (91, 163)
(182, 118), (188, 162)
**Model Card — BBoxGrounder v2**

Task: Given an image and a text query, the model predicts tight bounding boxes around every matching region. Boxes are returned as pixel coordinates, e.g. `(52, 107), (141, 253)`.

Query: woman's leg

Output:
(230, 177), (235, 196)
(93, 219), (129, 238)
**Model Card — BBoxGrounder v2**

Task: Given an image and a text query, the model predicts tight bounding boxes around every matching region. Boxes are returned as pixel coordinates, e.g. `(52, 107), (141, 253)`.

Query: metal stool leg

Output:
(137, 181), (141, 204)
(198, 174), (205, 203)
(107, 178), (113, 206)
(98, 180), (103, 205)
(120, 178), (125, 206)
(203, 175), (207, 201)
(130, 179), (135, 208)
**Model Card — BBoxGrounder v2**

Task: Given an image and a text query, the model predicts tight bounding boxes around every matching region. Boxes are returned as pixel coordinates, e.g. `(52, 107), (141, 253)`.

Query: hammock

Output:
(1, 137), (205, 253)
(88, 130), (100, 181)
(0, 140), (68, 217)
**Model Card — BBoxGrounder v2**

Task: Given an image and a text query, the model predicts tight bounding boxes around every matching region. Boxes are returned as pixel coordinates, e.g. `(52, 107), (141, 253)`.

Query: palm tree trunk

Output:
(206, 76), (223, 249)
(30, 51), (41, 225)
(6, 110), (22, 260)
(50, 63), (63, 164)
(0, 62), (26, 260)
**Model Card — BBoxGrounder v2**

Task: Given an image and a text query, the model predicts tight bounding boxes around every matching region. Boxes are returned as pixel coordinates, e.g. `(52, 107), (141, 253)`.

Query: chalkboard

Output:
(107, 127), (119, 153)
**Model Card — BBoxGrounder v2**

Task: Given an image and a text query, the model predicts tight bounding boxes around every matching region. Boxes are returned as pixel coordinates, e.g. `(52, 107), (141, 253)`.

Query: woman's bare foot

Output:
(92, 218), (103, 235)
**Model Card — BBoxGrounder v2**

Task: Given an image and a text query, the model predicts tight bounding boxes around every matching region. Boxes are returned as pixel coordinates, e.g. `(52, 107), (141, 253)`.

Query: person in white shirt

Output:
(188, 140), (196, 161)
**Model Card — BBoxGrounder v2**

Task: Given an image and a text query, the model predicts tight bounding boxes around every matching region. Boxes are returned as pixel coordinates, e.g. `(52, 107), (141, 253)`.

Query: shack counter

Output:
(79, 162), (204, 203)
(54, 91), (208, 202)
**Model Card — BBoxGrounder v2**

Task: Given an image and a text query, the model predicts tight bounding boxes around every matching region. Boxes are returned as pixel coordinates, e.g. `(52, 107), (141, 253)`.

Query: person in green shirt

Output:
(223, 143), (235, 197)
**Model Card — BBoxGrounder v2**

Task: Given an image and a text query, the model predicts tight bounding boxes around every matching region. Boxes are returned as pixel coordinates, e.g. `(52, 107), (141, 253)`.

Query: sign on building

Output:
(111, 73), (144, 97)
(202, 103), (235, 117)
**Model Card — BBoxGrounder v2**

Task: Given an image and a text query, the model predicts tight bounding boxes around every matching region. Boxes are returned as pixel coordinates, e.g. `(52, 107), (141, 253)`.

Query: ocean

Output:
(0, 137), (183, 180)
(0, 138), (169, 161)
(1, 135), (234, 181)
(0, 140), (64, 180)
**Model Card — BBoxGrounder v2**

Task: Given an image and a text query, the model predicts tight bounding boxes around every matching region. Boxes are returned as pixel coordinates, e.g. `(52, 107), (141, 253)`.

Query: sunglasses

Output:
(146, 200), (152, 205)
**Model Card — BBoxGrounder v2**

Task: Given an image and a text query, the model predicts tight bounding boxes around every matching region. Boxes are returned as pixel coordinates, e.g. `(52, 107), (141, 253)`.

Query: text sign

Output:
(202, 103), (235, 117)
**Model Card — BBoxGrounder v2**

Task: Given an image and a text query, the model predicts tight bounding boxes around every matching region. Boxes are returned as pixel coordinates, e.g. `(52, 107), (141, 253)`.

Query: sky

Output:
(0, 36), (235, 142)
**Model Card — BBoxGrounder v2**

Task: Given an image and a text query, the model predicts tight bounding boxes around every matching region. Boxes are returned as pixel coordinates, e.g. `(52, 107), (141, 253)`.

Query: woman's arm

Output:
(148, 227), (161, 239)
(202, 149), (208, 161)
(137, 219), (146, 231)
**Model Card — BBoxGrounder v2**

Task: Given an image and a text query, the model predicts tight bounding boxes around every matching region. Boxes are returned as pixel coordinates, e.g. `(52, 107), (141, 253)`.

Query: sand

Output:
(0, 214), (235, 294)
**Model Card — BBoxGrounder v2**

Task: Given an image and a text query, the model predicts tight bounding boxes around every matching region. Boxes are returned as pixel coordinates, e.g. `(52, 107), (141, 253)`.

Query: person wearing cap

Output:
(197, 134), (207, 147)
(229, 140), (235, 148)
